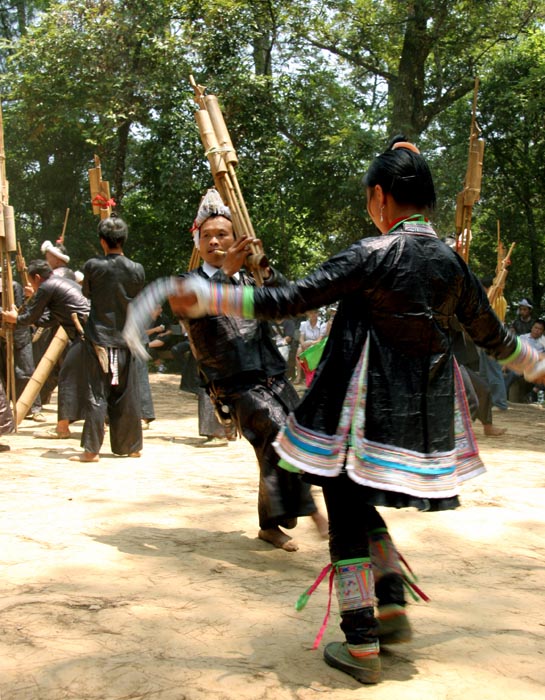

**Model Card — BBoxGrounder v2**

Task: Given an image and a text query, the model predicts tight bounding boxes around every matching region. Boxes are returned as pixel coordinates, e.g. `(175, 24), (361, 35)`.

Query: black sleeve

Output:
(16, 285), (53, 327)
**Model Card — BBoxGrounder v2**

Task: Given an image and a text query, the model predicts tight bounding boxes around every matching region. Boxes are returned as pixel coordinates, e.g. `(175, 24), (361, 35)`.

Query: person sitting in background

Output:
(478, 276), (508, 411)
(511, 299), (534, 336)
(147, 305), (173, 373)
(297, 310), (323, 386)
(504, 319), (545, 402)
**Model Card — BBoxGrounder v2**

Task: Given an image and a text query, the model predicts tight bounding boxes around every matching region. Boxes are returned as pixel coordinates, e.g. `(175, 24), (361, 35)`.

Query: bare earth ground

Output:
(0, 373), (544, 700)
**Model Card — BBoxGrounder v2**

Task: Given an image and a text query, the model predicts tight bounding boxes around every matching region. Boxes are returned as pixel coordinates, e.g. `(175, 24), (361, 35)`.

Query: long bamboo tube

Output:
(0, 100), (18, 427)
(190, 76), (268, 285)
(15, 326), (69, 425)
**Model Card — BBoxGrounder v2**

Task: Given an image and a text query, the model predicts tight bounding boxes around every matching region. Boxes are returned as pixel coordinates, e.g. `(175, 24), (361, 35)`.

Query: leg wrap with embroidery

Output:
(323, 558), (381, 684)
(334, 558), (378, 651)
(369, 528), (406, 607)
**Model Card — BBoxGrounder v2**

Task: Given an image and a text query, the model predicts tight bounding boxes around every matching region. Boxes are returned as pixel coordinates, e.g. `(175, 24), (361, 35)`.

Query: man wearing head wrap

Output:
(40, 240), (76, 281)
(511, 298), (534, 336)
(32, 240), (77, 405)
(2, 260), (90, 438)
(180, 189), (327, 550)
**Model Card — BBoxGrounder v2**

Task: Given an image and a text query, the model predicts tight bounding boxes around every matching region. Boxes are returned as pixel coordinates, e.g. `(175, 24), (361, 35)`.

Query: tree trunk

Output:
(113, 119), (131, 210)
(524, 201), (543, 311)
(389, 1), (432, 138)
(253, 32), (273, 77)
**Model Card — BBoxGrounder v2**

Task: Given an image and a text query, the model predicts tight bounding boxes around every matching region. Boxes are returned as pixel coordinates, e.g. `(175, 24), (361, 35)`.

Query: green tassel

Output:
(295, 591), (311, 611)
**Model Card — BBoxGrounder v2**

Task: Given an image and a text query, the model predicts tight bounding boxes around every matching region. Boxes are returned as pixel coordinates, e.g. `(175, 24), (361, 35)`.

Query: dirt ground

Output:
(0, 373), (544, 700)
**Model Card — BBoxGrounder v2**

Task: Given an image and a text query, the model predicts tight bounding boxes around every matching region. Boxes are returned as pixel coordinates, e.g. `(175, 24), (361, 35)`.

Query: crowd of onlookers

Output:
(504, 298), (545, 403)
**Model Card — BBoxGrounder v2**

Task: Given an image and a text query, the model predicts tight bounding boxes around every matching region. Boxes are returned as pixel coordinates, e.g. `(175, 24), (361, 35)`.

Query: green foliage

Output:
(1, 0), (545, 299)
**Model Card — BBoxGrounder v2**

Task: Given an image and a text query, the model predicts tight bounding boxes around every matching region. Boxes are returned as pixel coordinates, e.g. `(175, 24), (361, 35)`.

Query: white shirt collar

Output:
(202, 261), (240, 281)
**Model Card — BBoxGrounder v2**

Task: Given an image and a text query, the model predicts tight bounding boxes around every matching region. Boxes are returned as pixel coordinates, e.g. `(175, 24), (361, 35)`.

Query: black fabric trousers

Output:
(223, 376), (317, 529)
(80, 342), (143, 455)
(58, 338), (88, 423)
(322, 472), (387, 563)
(197, 388), (225, 439)
(32, 326), (62, 405)
(460, 365), (493, 425)
(0, 380), (14, 436)
(0, 340), (42, 415)
(135, 356), (155, 422)
(322, 472), (403, 644)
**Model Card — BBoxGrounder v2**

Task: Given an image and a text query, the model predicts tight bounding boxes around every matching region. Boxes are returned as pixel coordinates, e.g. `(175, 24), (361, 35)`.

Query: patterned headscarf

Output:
(191, 188), (231, 248)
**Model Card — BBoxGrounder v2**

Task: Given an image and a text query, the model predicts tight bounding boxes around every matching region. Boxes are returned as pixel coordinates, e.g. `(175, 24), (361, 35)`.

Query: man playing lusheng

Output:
(2, 259), (90, 438)
(176, 190), (327, 551)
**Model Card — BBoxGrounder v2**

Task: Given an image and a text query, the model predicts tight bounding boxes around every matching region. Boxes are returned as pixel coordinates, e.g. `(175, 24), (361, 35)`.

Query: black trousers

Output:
(0, 340), (42, 414)
(220, 375), (317, 529)
(321, 474), (387, 642)
(80, 342), (143, 455)
(321, 472), (387, 563)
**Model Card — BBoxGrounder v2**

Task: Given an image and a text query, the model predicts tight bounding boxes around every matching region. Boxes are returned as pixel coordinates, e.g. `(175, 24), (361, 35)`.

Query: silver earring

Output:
(380, 206), (384, 223)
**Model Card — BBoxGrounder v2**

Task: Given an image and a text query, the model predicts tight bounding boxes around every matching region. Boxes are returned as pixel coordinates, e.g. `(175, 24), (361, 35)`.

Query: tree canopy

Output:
(1, 0), (545, 311)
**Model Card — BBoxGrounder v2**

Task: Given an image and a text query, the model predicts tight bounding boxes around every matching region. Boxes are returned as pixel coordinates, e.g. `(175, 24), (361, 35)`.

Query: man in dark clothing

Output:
(511, 299), (534, 336)
(178, 190), (327, 551)
(41, 240), (77, 281)
(34, 240), (77, 404)
(0, 278), (43, 421)
(0, 380), (13, 451)
(6, 260), (89, 337)
(2, 260), (90, 438)
(72, 216), (145, 462)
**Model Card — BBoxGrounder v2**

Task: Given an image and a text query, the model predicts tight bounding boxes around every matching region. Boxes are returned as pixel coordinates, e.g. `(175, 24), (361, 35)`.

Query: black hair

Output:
(97, 216), (128, 249)
(363, 134), (436, 211)
(480, 275), (494, 288)
(28, 259), (53, 279)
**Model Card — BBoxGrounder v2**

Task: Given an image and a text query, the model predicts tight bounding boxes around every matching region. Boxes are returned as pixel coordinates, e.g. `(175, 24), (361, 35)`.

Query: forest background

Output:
(1, 0), (545, 313)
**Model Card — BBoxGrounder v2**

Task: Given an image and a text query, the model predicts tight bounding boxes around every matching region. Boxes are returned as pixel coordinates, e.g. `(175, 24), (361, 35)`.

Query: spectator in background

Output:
(504, 319), (545, 402)
(511, 299), (534, 336)
(297, 310), (323, 386)
(478, 276), (508, 411)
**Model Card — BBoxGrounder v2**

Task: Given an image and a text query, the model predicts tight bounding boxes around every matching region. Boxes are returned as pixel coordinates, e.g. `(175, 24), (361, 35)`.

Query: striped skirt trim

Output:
(274, 350), (485, 500)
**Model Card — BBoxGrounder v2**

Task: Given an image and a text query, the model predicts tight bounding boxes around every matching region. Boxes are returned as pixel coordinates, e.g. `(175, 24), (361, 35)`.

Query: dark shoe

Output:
(0, 443), (10, 452)
(377, 605), (412, 644)
(324, 642), (381, 684)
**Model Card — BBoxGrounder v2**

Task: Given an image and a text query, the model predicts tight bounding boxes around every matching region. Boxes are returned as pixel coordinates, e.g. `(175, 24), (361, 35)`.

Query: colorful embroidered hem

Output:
(274, 341), (485, 500)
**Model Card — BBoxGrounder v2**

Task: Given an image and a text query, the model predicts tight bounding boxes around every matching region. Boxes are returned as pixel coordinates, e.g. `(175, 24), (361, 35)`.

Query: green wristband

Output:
(242, 287), (255, 318)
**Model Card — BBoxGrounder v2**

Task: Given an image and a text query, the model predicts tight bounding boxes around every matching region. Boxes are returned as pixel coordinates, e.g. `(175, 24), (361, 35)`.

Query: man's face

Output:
(530, 322), (544, 339)
(198, 216), (235, 267)
(519, 305), (532, 320)
(45, 251), (62, 269)
(29, 275), (42, 292)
